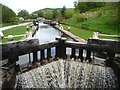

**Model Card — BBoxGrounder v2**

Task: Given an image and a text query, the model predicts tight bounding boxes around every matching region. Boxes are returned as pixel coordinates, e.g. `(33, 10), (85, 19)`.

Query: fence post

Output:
(106, 52), (115, 66)
(85, 49), (92, 62)
(33, 51), (38, 63)
(70, 48), (76, 60)
(55, 36), (61, 58)
(40, 49), (45, 65)
(47, 48), (51, 62)
(59, 37), (67, 59)
(78, 48), (84, 62)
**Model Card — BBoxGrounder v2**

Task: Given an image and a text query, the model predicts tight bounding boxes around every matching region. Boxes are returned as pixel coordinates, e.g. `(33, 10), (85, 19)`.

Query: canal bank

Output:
(54, 25), (87, 44)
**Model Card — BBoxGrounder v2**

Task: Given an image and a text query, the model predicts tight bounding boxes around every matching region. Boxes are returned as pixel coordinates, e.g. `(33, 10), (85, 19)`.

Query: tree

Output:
(61, 6), (66, 17)
(64, 9), (74, 19)
(1, 4), (16, 23)
(38, 11), (44, 17)
(74, 1), (105, 13)
(52, 9), (59, 19)
(18, 9), (29, 19)
(29, 14), (37, 19)
(75, 2), (88, 13)
(44, 11), (53, 19)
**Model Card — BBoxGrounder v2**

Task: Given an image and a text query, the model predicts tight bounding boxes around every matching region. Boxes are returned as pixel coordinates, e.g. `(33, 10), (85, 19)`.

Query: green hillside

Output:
(34, 8), (74, 14)
(62, 4), (119, 35)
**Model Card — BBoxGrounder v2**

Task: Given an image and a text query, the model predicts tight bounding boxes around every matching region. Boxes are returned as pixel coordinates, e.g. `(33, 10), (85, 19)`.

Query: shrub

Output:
(81, 23), (89, 30)
(64, 9), (74, 19)
(73, 13), (86, 22)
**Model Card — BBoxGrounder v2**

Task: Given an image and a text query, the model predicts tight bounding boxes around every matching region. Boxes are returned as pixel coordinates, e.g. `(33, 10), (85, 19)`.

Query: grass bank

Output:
(62, 5), (118, 35)
(62, 15), (118, 35)
(62, 24), (93, 40)
(62, 24), (119, 40)
(2, 26), (27, 43)
(3, 26), (26, 36)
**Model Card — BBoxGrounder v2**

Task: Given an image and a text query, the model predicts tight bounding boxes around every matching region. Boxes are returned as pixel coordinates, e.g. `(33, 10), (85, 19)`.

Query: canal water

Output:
(34, 23), (60, 43)
(17, 23), (61, 65)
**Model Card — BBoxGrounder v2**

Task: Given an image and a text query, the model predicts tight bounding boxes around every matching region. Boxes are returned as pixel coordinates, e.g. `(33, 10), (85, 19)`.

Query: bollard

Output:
(26, 31), (29, 38)
(8, 35), (14, 41)
(68, 27), (70, 31)
(26, 26), (29, 31)
(92, 32), (99, 39)
(0, 31), (4, 39)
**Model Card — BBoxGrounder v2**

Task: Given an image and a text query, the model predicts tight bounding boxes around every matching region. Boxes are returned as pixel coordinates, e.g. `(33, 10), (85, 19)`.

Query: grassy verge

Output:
(62, 24), (119, 40)
(2, 26), (27, 43)
(99, 36), (120, 40)
(2, 36), (23, 43)
(3, 26), (27, 36)
(62, 24), (93, 40)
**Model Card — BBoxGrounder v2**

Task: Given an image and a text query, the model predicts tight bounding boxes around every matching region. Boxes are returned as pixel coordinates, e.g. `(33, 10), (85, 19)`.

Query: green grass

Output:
(80, 15), (118, 35)
(63, 15), (118, 35)
(62, 24), (119, 40)
(62, 24), (93, 40)
(2, 26), (27, 43)
(99, 36), (120, 40)
(2, 36), (23, 43)
(3, 26), (27, 36)
(62, 6), (118, 35)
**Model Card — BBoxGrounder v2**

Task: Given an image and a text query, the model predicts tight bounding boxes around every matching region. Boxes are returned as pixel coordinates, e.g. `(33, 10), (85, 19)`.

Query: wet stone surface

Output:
(16, 60), (118, 89)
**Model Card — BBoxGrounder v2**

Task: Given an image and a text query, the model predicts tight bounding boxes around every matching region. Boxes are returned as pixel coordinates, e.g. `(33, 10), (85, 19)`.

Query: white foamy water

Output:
(16, 60), (118, 89)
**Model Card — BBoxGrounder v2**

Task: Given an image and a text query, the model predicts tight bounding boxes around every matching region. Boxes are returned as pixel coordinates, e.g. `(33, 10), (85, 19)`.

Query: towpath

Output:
(0, 22), (31, 31)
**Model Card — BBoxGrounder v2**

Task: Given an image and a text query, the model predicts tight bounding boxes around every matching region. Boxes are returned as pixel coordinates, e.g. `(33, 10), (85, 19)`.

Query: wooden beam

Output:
(88, 39), (120, 53)
(38, 40), (58, 50)
(1, 39), (39, 60)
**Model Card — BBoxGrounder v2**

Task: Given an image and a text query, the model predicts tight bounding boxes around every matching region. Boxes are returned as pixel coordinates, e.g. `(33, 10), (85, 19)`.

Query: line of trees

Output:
(74, 1), (105, 13)
(1, 4), (16, 24)
(18, 9), (29, 19)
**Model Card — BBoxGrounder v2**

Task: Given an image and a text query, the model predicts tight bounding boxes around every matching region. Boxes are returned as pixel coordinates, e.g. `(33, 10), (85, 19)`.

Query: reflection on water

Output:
(17, 23), (60, 65)
(16, 60), (118, 88)
(34, 23), (60, 43)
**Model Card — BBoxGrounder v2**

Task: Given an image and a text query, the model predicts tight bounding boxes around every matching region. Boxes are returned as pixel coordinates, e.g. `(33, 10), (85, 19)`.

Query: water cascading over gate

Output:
(16, 60), (118, 88)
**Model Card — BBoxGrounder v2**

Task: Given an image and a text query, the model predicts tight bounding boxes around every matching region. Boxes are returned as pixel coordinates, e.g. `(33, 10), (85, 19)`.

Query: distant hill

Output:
(32, 8), (74, 15)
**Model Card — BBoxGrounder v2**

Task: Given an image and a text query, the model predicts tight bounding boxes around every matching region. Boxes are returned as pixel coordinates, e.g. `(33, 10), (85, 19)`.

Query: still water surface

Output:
(18, 23), (61, 65)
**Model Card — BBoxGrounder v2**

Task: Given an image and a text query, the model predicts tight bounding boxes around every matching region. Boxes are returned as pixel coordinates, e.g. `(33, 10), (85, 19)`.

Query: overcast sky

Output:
(0, 0), (76, 14)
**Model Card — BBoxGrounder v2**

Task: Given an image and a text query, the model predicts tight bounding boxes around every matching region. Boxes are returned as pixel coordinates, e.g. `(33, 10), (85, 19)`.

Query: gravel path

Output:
(0, 22), (31, 31)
